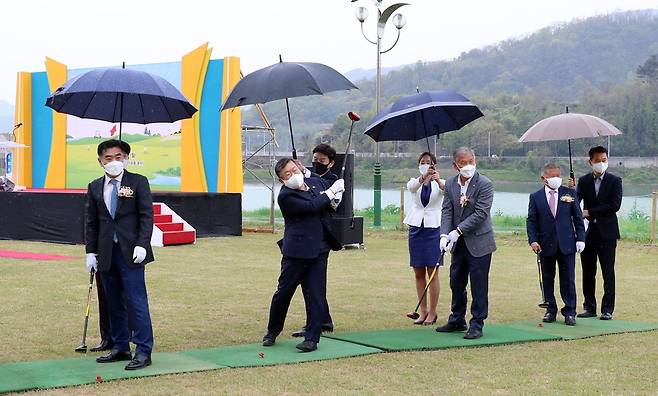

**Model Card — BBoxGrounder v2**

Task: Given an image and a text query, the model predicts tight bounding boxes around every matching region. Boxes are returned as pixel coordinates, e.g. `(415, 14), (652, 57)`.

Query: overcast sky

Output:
(0, 0), (656, 104)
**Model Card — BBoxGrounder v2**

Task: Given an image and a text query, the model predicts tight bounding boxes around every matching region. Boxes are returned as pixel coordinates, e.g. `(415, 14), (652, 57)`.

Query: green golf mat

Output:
(180, 337), (382, 368)
(0, 352), (225, 394)
(507, 318), (658, 340)
(1, 320), (656, 394)
(323, 324), (561, 351)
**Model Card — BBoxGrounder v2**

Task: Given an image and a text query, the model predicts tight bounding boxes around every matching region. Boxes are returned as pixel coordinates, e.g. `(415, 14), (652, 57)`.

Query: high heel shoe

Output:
(413, 313), (429, 325)
(423, 314), (438, 326)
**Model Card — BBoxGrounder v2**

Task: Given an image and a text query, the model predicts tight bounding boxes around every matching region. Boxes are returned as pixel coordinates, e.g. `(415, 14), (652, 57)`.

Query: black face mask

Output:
(312, 161), (329, 175)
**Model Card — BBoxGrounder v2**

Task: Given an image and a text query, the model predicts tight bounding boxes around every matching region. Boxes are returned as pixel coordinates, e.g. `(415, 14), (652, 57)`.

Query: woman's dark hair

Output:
(417, 151), (436, 164)
(97, 139), (131, 156)
(312, 143), (336, 161)
(588, 145), (608, 160)
(274, 158), (294, 178)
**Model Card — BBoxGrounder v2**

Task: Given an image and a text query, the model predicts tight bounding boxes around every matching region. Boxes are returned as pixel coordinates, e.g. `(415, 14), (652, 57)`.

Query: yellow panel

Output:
(218, 56), (243, 193)
(180, 43), (210, 192)
(13, 72), (32, 187)
(44, 57), (67, 188)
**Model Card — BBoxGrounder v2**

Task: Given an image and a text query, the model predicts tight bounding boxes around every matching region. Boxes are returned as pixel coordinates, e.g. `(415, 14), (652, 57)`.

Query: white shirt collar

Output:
(104, 171), (124, 186)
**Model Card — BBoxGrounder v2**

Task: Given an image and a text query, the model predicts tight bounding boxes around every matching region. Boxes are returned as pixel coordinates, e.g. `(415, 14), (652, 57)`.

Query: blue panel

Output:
(31, 72), (52, 188)
(199, 59), (223, 193)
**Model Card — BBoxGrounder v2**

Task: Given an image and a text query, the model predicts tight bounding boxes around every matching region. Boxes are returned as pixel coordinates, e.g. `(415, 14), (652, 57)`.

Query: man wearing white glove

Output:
(85, 140), (155, 370)
(527, 163), (586, 327)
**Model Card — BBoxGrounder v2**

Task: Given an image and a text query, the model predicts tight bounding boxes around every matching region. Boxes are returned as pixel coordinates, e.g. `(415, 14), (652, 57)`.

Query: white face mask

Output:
(283, 173), (304, 190)
(545, 177), (562, 190)
(418, 164), (431, 175)
(458, 164), (476, 179)
(103, 160), (125, 177)
(592, 161), (608, 174)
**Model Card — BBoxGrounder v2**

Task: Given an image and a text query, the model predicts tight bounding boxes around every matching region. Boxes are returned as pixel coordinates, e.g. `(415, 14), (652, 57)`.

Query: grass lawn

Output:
(0, 233), (656, 394)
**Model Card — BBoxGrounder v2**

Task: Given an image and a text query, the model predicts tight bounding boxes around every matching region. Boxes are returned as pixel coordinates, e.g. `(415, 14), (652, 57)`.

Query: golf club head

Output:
(538, 302), (549, 309)
(74, 344), (88, 353)
(348, 111), (361, 122)
(406, 312), (420, 320)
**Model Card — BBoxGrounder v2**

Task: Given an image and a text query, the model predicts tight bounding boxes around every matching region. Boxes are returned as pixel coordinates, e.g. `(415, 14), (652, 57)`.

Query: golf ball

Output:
(96, 375), (103, 383)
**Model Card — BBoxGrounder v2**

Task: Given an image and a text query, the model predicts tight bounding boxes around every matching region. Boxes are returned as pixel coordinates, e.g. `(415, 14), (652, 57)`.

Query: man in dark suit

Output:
(527, 163), (586, 326)
(436, 147), (497, 340)
(570, 146), (622, 320)
(85, 139), (155, 370)
(262, 158), (344, 352)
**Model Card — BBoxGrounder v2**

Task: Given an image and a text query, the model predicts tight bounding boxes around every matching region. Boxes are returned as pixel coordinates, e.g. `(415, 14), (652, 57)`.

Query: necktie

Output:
(110, 179), (119, 242)
(549, 190), (557, 218)
(595, 177), (601, 197)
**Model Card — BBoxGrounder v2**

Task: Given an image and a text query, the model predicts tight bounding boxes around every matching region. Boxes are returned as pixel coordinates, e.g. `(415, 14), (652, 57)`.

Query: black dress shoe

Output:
(321, 322), (334, 332)
(262, 333), (277, 347)
(542, 312), (557, 323)
(96, 350), (132, 363)
(295, 340), (317, 352)
(463, 328), (483, 339)
(435, 322), (468, 332)
(565, 315), (576, 326)
(90, 340), (113, 352)
(577, 311), (597, 318)
(600, 312), (613, 320)
(291, 328), (306, 338)
(125, 354), (151, 370)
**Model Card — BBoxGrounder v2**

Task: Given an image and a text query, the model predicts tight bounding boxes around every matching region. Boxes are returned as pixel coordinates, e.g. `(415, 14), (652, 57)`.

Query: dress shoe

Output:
(423, 314), (438, 326)
(413, 313), (429, 325)
(564, 315), (576, 326)
(295, 340), (317, 352)
(96, 350), (132, 363)
(90, 340), (113, 352)
(463, 328), (483, 339)
(577, 311), (597, 318)
(542, 312), (557, 323)
(291, 328), (306, 338)
(435, 322), (468, 333)
(321, 322), (334, 332)
(125, 353), (151, 370)
(262, 333), (277, 347)
(600, 312), (613, 320)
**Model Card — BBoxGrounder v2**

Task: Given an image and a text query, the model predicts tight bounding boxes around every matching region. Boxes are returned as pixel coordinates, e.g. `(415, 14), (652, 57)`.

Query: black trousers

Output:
(95, 271), (111, 343)
(447, 238), (492, 331)
(267, 252), (329, 343)
(580, 224), (616, 314)
(541, 252), (576, 317)
(301, 262), (333, 329)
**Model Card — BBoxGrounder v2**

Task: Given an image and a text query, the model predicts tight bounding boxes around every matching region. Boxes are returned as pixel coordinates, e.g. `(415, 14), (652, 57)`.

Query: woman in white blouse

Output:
(403, 152), (445, 325)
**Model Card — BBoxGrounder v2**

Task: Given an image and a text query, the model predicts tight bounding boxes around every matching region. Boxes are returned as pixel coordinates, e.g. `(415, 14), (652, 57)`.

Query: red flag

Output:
(110, 125), (117, 136)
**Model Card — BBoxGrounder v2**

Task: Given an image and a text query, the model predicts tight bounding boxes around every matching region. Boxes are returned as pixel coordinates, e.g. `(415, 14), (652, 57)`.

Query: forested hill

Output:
(243, 9), (658, 136)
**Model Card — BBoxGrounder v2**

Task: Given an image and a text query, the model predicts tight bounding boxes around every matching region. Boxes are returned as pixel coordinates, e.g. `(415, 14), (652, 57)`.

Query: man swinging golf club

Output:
(262, 158), (344, 352)
(85, 140), (155, 370)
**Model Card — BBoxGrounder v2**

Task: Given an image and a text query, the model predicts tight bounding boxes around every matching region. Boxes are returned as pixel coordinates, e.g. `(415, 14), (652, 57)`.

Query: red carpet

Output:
(0, 250), (78, 261)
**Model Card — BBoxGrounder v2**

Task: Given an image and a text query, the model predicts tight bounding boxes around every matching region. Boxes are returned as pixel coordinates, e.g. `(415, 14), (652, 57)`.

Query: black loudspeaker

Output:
(331, 216), (364, 246)
(332, 153), (354, 218)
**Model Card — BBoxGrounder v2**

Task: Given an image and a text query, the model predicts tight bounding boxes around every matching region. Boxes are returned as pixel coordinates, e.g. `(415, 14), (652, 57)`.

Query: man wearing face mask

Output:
(569, 146), (622, 321)
(527, 163), (586, 326)
(310, 144), (338, 182)
(436, 147), (496, 340)
(85, 140), (155, 370)
(262, 158), (344, 352)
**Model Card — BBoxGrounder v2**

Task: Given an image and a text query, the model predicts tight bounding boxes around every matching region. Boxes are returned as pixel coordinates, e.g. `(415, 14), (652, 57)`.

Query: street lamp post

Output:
(355, 0), (408, 227)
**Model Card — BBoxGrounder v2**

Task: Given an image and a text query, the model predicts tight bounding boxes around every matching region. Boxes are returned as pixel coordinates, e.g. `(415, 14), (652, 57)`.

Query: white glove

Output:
(440, 236), (449, 252)
(576, 241), (586, 253)
(446, 240), (455, 253)
(447, 229), (460, 243)
(86, 253), (97, 273)
(303, 167), (311, 178)
(330, 191), (343, 210)
(133, 246), (147, 264)
(329, 179), (345, 195)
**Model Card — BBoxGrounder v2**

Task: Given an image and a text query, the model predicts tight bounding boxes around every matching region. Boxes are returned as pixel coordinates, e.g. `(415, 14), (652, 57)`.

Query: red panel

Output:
(156, 222), (184, 232)
(153, 204), (162, 215)
(162, 231), (196, 245)
(153, 214), (173, 223)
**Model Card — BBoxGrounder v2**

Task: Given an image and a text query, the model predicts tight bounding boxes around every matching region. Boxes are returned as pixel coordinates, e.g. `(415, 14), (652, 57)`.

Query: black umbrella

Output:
(46, 63), (197, 140)
(364, 90), (484, 152)
(221, 56), (358, 159)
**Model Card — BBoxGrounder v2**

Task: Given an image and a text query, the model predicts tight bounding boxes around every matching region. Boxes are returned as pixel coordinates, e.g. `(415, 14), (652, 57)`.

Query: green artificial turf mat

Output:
(508, 318), (658, 340)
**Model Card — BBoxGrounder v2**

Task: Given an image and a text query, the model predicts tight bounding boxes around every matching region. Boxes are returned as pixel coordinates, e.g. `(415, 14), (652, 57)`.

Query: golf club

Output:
(339, 111), (360, 229)
(74, 269), (95, 353)
(407, 250), (446, 320)
(536, 253), (549, 309)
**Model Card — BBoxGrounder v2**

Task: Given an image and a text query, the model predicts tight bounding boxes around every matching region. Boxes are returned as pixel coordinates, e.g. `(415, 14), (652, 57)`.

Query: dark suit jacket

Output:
(277, 176), (341, 259)
(576, 172), (622, 240)
(85, 170), (155, 271)
(527, 186), (586, 258)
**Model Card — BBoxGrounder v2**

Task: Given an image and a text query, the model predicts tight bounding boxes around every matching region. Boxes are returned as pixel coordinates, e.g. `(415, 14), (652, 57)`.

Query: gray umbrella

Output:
(221, 56), (358, 159)
(519, 107), (622, 178)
